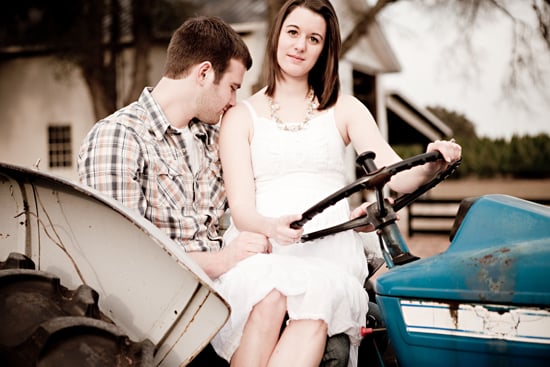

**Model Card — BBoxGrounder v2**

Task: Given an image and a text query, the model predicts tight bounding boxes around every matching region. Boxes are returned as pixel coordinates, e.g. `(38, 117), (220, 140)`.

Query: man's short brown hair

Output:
(164, 16), (253, 82)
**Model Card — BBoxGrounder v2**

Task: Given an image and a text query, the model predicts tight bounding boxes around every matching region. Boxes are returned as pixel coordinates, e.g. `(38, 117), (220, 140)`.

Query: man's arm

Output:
(78, 121), (146, 215)
(187, 231), (270, 279)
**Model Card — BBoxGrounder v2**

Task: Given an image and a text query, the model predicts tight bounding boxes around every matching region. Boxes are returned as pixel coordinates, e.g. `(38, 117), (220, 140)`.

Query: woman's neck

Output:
(272, 80), (310, 101)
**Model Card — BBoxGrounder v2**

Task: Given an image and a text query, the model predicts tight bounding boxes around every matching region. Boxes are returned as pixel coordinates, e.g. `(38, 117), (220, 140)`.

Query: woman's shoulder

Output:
(332, 93), (376, 132)
(221, 94), (261, 133)
(332, 94), (364, 119)
(221, 103), (250, 130)
(230, 90), (267, 118)
(334, 93), (362, 109)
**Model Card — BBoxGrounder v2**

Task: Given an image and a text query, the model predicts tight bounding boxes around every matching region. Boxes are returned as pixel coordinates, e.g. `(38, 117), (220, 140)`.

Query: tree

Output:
(0, 0), (198, 121)
(427, 106), (478, 141)
(2, 0), (548, 121)
(264, 0), (550, 104)
(508, 134), (550, 178)
(412, 0), (550, 107)
(0, 1), (120, 120)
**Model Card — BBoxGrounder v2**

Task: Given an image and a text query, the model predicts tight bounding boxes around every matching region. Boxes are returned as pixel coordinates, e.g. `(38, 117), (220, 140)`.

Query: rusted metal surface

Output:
(0, 161), (230, 366)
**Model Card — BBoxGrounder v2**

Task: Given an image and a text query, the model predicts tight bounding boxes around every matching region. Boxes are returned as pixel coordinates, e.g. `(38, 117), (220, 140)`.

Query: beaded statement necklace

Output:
(267, 89), (318, 132)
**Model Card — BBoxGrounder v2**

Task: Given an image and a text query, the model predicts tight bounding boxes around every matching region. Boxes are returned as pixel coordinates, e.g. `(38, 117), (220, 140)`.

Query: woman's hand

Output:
(267, 214), (304, 245)
(424, 138), (462, 174)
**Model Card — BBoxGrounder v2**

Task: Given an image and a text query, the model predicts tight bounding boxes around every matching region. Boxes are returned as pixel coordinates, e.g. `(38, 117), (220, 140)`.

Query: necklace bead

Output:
(267, 89), (318, 132)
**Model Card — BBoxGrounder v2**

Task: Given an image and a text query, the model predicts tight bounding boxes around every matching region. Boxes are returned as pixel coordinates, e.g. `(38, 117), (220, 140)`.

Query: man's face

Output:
(198, 59), (247, 124)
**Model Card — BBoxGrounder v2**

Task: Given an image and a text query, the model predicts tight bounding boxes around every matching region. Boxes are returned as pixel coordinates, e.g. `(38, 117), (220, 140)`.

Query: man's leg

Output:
(320, 333), (350, 367)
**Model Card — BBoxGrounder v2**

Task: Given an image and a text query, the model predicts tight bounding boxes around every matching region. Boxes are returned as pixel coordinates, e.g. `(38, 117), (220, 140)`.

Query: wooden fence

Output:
(407, 197), (550, 237)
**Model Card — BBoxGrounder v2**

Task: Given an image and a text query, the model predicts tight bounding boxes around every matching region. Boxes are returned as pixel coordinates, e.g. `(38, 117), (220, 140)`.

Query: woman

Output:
(212, 0), (462, 366)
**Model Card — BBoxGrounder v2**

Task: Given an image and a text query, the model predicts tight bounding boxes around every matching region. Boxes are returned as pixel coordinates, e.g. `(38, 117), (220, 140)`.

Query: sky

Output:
(377, 1), (550, 139)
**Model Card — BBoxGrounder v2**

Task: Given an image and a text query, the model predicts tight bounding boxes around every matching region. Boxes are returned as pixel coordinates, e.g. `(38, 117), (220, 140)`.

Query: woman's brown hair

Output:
(264, 0), (341, 110)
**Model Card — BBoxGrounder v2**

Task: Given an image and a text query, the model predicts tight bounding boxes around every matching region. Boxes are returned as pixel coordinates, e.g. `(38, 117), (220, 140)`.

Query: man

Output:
(78, 15), (348, 367)
(79, 16), (266, 279)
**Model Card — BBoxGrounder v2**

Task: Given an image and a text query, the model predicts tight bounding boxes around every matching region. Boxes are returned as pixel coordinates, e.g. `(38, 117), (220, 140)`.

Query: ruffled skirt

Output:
(211, 252), (369, 362)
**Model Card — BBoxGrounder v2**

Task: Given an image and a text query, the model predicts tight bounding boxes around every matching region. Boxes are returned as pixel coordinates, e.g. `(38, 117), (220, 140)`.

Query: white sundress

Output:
(211, 101), (377, 365)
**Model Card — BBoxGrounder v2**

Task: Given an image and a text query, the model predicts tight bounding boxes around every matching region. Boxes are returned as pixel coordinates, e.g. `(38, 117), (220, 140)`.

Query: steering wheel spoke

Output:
(294, 151), (461, 242)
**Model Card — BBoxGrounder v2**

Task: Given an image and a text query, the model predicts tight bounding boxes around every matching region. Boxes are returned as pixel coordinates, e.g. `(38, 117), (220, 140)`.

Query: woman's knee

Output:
(252, 289), (286, 320)
(312, 319), (328, 335)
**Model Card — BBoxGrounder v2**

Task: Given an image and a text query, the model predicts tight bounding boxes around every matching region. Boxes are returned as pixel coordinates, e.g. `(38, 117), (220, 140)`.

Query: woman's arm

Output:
(219, 102), (302, 244)
(336, 95), (461, 194)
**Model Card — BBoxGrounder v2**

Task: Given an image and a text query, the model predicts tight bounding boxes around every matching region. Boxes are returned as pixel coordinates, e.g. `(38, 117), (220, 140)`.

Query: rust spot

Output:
(473, 246), (514, 298)
(487, 277), (504, 292)
(478, 254), (494, 264)
(448, 302), (459, 329)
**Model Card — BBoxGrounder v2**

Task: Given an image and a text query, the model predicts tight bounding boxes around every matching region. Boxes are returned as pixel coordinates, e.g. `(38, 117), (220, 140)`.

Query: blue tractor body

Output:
(376, 195), (550, 366)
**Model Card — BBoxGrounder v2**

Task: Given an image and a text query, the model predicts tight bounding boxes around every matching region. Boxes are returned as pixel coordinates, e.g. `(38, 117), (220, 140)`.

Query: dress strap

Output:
(241, 100), (258, 121)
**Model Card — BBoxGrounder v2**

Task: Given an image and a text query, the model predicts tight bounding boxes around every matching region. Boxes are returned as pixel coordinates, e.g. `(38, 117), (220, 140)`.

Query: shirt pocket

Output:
(147, 158), (192, 209)
(195, 161), (225, 213)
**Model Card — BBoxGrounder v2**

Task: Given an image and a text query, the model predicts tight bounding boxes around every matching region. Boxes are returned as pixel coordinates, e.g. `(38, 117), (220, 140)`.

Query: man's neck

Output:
(151, 77), (196, 129)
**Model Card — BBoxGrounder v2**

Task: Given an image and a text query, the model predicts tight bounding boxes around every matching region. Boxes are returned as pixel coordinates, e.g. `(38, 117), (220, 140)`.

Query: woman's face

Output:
(277, 6), (326, 79)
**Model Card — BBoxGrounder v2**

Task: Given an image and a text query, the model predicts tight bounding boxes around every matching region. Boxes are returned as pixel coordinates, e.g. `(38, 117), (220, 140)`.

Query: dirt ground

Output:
(427, 177), (550, 200)
(402, 177), (550, 257)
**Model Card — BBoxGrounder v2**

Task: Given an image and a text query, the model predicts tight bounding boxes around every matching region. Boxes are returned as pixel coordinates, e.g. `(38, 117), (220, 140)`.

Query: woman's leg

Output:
(231, 289), (287, 367)
(268, 319), (328, 367)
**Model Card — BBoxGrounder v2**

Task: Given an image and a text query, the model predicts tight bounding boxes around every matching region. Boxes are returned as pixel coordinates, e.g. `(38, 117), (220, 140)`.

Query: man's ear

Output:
(197, 61), (213, 85)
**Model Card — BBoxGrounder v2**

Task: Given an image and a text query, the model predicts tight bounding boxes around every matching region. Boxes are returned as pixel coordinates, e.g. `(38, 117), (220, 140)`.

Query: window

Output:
(48, 125), (72, 168)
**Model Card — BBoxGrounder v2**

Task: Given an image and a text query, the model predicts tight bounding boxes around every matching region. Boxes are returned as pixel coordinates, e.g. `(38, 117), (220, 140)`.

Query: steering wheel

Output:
(290, 151), (461, 243)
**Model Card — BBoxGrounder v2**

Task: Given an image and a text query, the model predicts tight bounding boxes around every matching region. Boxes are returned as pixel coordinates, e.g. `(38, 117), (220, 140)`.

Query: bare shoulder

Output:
(226, 88), (265, 119)
(220, 98), (257, 142)
(246, 89), (269, 115)
(222, 100), (251, 127)
(335, 94), (363, 110)
(334, 94), (375, 121)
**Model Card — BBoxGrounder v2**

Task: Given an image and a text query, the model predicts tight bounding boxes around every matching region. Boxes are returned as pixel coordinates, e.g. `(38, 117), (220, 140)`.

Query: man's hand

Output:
(186, 231), (270, 280)
(350, 198), (397, 233)
(223, 231), (271, 267)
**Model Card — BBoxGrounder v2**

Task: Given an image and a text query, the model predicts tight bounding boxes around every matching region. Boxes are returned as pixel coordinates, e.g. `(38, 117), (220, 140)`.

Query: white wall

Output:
(0, 56), (95, 181)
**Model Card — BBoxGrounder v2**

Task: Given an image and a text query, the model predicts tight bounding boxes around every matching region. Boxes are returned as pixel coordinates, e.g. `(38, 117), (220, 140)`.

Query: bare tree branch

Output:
(531, 0), (550, 49)
(125, 0), (152, 105)
(341, 0), (396, 56)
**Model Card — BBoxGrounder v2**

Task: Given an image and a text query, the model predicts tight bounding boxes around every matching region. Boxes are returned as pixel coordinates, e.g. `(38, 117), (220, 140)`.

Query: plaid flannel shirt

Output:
(78, 88), (225, 252)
